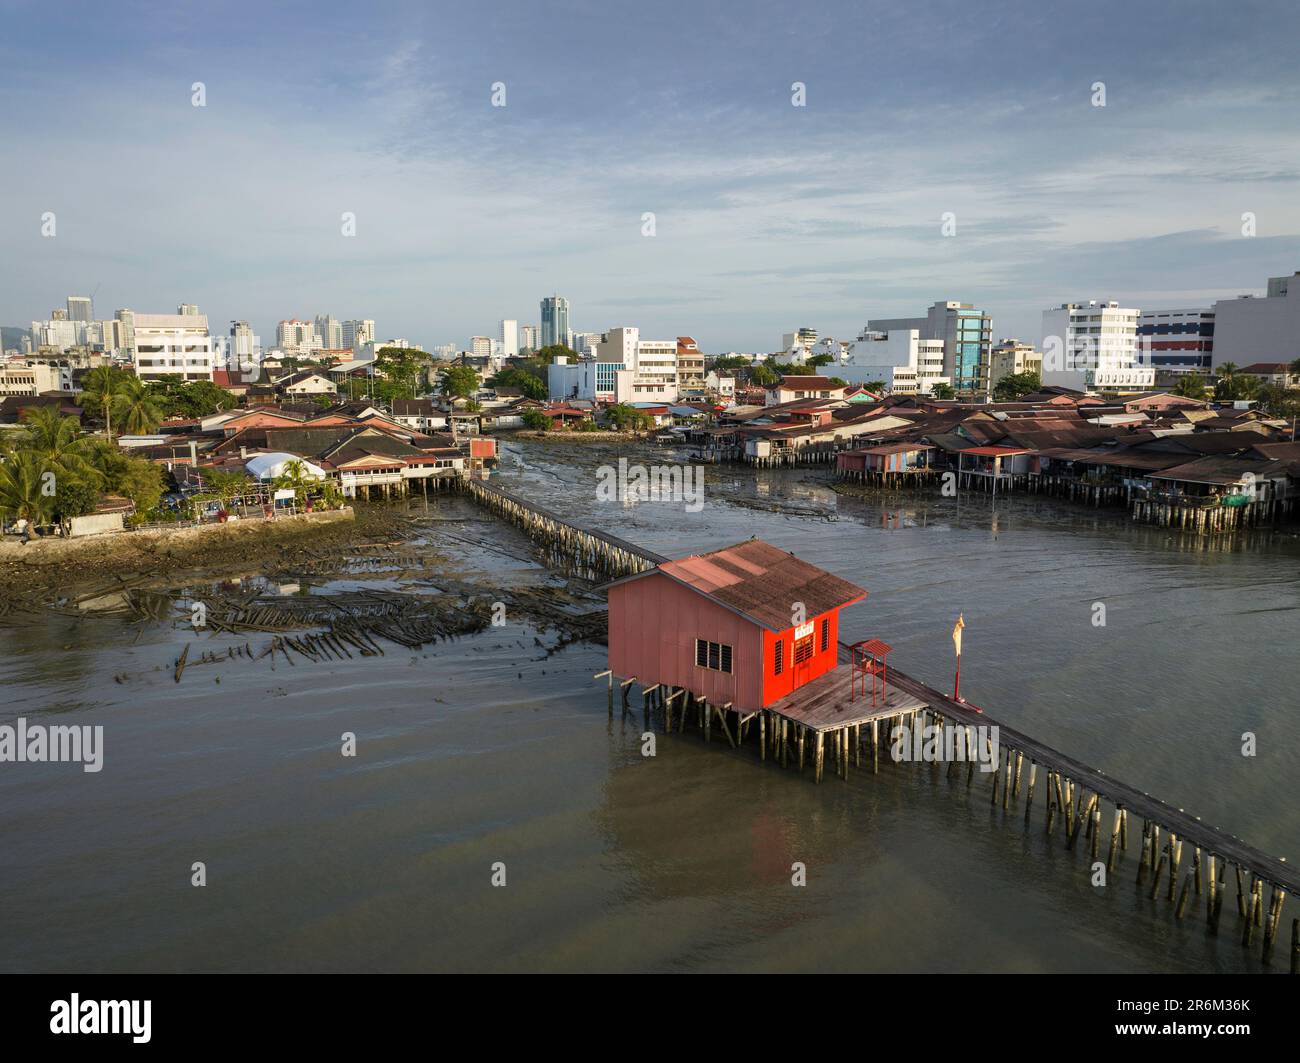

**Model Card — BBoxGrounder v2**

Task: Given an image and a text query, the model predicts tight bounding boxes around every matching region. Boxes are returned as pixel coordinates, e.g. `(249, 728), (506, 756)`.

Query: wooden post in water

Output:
(1024, 762), (1038, 824)
(760, 713), (766, 762)
(815, 733), (824, 784)
(1208, 854), (1218, 930)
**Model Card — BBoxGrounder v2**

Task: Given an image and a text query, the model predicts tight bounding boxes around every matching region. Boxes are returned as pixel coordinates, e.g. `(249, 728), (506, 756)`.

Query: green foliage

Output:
(807, 353), (835, 368)
(521, 408), (551, 431)
(491, 367), (548, 400)
(534, 344), (578, 366)
(439, 364), (480, 401)
(769, 362), (815, 375)
(112, 377), (166, 435)
(605, 404), (653, 431)
(827, 377), (848, 388)
(992, 371), (1042, 401)
(0, 451), (51, 524)
(144, 378), (239, 419)
(1171, 374), (1208, 400)
(375, 346), (432, 396)
(930, 383), (956, 399)
(710, 355), (750, 371)
(750, 364), (779, 387)
(49, 477), (100, 522)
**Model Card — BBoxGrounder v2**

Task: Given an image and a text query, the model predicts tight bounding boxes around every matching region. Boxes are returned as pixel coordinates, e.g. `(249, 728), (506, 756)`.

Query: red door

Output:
(793, 634), (814, 690)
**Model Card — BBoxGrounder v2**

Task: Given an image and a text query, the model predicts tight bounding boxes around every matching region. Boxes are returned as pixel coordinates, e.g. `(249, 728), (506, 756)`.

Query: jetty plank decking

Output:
(465, 477), (1297, 968)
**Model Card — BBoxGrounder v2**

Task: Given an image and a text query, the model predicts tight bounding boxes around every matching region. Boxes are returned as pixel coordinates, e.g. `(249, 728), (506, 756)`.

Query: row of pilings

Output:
(461, 477), (663, 578)
(603, 670), (1298, 972)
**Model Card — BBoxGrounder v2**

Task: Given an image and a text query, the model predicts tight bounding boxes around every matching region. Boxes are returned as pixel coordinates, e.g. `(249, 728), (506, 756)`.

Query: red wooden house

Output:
(607, 539), (867, 712)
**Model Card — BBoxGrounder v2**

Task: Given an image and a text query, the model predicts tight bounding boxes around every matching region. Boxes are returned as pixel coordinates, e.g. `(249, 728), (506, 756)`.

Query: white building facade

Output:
(840, 329), (949, 395)
(132, 313), (215, 382)
(1040, 301), (1150, 393)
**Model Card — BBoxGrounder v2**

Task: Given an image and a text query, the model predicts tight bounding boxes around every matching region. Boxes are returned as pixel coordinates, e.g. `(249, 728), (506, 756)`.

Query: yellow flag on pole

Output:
(952, 613), (965, 657)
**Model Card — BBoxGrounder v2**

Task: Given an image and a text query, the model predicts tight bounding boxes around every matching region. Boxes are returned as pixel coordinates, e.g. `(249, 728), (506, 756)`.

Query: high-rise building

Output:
(228, 321), (261, 371)
(540, 296), (570, 349)
(781, 327), (818, 353)
(115, 309), (136, 356)
(177, 303), (201, 316)
(499, 319), (519, 358)
(1040, 301), (1149, 394)
(341, 319), (375, 351)
(66, 296), (93, 321)
(315, 314), (343, 349)
(132, 313), (214, 382)
(470, 335), (493, 358)
(277, 319), (322, 352)
(520, 325), (540, 351)
(870, 301), (991, 398)
(1210, 272), (1300, 369)
(1135, 309), (1214, 383)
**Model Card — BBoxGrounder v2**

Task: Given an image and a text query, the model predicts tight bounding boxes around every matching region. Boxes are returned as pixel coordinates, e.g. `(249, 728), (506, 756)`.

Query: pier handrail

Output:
(844, 641), (1300, 895)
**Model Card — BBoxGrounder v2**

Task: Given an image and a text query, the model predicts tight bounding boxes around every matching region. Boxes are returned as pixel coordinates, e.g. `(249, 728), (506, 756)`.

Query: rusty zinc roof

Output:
(655, 538), (867, 632)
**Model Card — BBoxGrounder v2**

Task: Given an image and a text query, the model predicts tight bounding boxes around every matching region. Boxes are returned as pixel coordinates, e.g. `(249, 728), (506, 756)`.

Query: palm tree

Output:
(1216, 362), (1238, 379)
(18, 405), (104, 487)
(112, 377), (165, 435)
(272, 459), (313, 508)
(0, 451), (52, 526)
(1172, 374), (1207, 400)
(80, 365), (125, 436)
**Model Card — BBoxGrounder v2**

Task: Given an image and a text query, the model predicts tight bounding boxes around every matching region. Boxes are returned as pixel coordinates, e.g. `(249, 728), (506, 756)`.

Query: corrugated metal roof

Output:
(656, 539), (867, 632)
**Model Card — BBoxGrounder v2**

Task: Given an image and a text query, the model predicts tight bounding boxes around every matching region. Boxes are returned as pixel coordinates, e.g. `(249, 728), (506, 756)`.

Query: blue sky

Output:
(2, 0), (1299, 352)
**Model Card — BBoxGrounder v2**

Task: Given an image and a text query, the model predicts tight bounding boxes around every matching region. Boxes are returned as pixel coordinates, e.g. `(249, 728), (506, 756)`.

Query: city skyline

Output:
(3, 1), (1300, 351)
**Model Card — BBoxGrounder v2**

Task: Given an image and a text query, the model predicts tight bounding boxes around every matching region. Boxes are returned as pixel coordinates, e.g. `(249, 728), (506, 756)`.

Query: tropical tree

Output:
(605, 404), (654, 432)
(520, 408), (551, 432)
(750, 363), (779, 388)
(992, 371), (1042, 401)
(930, 383), (956, 399)
(112, 377), (165, 435)
(205, 470), (252, 510)
(272, 459), (315, 507)
(18, 406), (104, 487)
(439, 365), (480, 404)
(1172, 374), (1208, 400)
(0, 451), (52, 525)
(79, 365), (131, 436)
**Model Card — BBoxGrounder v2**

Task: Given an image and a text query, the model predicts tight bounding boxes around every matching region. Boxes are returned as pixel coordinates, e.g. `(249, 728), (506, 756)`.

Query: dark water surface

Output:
(2, 439), (1298, 972)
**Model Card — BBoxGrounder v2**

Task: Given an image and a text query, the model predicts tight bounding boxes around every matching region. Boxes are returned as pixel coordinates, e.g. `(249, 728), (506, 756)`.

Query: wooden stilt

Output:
(815, 733), (824, 784)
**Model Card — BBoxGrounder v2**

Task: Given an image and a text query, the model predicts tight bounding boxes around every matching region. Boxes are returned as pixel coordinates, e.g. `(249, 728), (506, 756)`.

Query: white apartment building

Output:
(315, 314), (343, 350)
(132, 313), (215, 382)
(595, 327), (679, 402)
(276, 319), (322, 353)
(30, 317), (86, 351)
(520, 325), (540, 351)
(839, 329), (950, 396)
(499, 319), (519, 358)
(0, 360), (72, 396)
(470, 335), (493, 358)
(1040, 301), (1150, 393)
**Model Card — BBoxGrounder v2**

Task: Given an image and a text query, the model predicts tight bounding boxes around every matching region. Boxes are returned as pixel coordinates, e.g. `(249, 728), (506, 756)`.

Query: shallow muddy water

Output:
(2, 440), (1297, 972)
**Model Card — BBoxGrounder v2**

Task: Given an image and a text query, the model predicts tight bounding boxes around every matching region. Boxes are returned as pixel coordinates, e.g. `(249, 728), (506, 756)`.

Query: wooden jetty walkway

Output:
(463, 478), (665, 576)
(463, 476), (1299, 970)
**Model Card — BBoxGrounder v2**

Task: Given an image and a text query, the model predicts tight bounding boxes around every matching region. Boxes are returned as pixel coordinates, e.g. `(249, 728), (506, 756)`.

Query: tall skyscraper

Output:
(499, 319), (519, 357)
(520, 325), (540, 351)
(229, 320), (261, 371)
(315, 314), (343, 349)
(342, 319), (375, 351)
(67, 296), (93, 321)
(540, 296), (570, 349)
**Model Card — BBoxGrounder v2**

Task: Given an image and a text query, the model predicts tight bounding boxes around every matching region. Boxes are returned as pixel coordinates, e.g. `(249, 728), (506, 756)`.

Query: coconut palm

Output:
(272, 459), (313, 507)
(18, 405), (104, 487)
(0, 451), (52, 525)
(80, 365), (127, 437)
(112, 377), (165, 435)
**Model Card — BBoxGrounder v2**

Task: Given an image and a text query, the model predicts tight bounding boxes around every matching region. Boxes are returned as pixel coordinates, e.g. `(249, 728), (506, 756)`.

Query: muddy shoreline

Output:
(0, 505), (411, 608)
